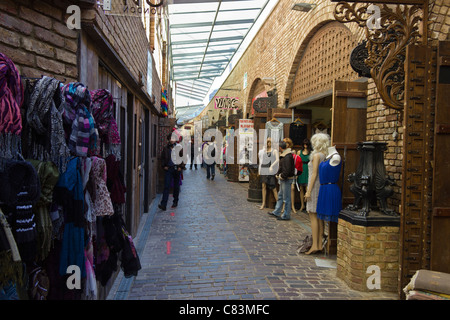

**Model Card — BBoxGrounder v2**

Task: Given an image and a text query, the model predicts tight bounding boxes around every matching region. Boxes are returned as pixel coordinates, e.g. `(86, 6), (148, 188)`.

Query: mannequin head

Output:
(302, 138), (311, 152)
(310, 133), (330, 157)
(266, 137), (272, 149)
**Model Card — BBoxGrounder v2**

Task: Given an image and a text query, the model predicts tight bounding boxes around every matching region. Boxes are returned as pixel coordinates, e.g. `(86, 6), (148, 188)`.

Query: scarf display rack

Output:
(0, 53), (140, 300)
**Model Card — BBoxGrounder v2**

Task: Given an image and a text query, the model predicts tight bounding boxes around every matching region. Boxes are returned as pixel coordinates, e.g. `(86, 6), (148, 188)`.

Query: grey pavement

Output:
(107, 167), (398, 300)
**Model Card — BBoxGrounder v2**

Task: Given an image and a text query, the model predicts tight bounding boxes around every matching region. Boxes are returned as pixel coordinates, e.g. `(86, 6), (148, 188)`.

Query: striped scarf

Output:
(90, 89), (121, 159)
(0, 53), (23, 159)
(24, 76), (70, 172)
(61, 83), (98, 157)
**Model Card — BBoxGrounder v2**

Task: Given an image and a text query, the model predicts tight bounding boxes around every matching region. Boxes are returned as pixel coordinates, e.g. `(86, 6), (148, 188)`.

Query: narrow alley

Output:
(108, 167), (397, 300)
(2, 0), (450, 306)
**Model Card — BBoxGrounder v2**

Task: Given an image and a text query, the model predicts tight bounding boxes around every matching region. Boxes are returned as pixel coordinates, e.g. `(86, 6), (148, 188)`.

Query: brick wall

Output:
(81, 0), (161, 107)
(0, 0), (79, 82)
(202, 0), (365, 126)
(337, 219), (400, 292)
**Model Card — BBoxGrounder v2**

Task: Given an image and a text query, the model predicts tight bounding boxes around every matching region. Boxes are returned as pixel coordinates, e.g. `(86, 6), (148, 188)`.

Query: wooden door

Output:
(431, 41), (450, 273)
(330, 80), (368, 254)
(400, 44), (437, 296)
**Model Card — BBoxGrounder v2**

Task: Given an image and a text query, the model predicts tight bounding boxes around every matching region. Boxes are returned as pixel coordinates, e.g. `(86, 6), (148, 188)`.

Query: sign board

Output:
(214, 96), (239, 110)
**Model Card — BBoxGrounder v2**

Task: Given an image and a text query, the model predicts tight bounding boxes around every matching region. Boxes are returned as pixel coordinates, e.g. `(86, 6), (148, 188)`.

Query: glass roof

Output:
(167, 0), (273, 123)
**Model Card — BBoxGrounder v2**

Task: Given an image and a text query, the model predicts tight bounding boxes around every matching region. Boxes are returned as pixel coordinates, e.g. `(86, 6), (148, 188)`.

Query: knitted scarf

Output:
(0, 53), (23, 160)
(0, 158), (41, 263)
(90, 89), (121, 159)
(23, 76), (70, 172)
(61, 83), (98, 157)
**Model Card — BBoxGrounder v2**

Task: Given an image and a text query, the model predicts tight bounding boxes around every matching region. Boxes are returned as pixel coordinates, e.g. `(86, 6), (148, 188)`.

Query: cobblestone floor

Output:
(108, 167), (398, 300)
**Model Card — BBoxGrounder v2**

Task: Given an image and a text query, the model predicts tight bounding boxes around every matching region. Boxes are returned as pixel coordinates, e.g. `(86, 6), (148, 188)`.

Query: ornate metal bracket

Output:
(347, 142), (397, 217)
(334, 2), (423, 110)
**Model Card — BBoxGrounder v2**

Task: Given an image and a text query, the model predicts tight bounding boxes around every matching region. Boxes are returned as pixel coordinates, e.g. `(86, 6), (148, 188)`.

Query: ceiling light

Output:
(291, 3), (316, 12)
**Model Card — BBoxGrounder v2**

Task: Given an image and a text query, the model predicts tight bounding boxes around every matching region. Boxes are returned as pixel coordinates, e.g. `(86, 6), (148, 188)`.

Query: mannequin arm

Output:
(329, 154), (341, 167)
(269, 149), (279, 174)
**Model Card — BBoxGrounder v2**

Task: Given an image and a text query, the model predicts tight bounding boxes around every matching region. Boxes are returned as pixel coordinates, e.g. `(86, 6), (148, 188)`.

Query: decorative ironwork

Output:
(350, 41), (371, 78)
(334, 2), (423, 110)
(347, 142), (397, 217)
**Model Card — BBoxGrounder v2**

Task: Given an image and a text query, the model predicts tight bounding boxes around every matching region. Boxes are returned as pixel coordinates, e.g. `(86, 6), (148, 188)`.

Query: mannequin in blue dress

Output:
(317, 146), (342, 222)
(304, 133), (330, 254)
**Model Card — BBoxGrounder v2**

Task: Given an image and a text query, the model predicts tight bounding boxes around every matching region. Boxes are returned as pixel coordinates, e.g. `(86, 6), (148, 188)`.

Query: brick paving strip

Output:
(108, 169), (397, 300)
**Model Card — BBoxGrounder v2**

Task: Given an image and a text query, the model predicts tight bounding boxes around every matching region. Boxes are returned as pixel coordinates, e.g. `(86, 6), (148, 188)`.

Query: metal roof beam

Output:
(176, 92), (205, 101)
(176, 86), (209, 97)
(172, 48), (235, 57)
(175, 67), (225, 74)
(170, 8), (261, 18)
(170, 19), (255, 29)
(176, 89), (205, 99)
(174, 74), (220, 81)
(173, 59), (229, 67)
(171, 35), (244, 46)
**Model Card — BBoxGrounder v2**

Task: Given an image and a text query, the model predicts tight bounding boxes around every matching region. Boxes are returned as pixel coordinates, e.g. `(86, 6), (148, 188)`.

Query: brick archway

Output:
(285, 20), (360, 105)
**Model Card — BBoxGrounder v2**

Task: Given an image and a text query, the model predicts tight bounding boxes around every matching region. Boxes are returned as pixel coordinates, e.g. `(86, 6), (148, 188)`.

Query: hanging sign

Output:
(214, 96), (239, 110)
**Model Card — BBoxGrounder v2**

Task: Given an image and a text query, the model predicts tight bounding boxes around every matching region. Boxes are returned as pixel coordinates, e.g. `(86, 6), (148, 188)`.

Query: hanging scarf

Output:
(0, 158), (41, 263)
(61, 83), (98, 157)
(161, 88), (168, 117)
(28, 159), (59, 261)
(90, 156), (114, 217)
(90, 89), (121, 159)
(0, 53), (23, 159)
(24, 76), (70, 172)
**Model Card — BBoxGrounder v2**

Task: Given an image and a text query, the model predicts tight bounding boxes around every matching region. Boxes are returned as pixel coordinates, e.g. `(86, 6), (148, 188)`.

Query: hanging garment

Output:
(258, 148), (277, 189)
(90, 89), (121, 159)
(316, 158), (342, 222)
(289, 122), (307, 146)
(84, 239), (97, 300)
(28, 159), (59, 261)
(0, 209), (22, 288)
(0, 53), (23, 159)
(265, 121), (284, 143)
(297, 152), (310, 186)
(53, 157), (86, 278)
(61, 83), (98, 157)
(121, 226), (141, 278)
(0, 158), (41, 263)
(306, 152), (325, 213)
(23, 76), (70, 172)
(90, 156), (114, 216)
(53, 157), (84, 227)
(105, 154), (126, 204)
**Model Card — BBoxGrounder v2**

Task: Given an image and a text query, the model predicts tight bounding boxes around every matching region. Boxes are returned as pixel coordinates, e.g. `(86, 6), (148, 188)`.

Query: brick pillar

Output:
(337, 210), (400, 293)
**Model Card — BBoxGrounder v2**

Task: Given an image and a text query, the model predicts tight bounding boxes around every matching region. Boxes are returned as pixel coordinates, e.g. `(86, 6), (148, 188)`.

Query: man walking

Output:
(159, 133), (184, 211)
(268, 141), (295, 220)
(190, 136), (198, 170)
(203, 136), (217, 180)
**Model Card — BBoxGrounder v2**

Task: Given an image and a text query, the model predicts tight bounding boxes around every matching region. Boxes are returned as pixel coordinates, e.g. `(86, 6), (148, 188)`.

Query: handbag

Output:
(297, 235), (312, 254)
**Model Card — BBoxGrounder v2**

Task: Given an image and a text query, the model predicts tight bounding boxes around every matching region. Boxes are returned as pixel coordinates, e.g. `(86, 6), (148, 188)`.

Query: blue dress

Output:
(316, 158), (342, 222)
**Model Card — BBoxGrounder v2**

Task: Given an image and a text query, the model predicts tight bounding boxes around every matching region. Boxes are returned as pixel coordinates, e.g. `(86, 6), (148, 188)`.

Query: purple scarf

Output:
(0, 53), (23, 158)
(61, 83), (98, 157)
(90, 89), (121, 159)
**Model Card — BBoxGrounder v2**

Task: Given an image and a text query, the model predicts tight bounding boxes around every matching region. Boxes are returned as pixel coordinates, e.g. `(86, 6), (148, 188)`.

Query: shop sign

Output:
(214, 96), (239, 110)
(239, 119), (254, 134)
